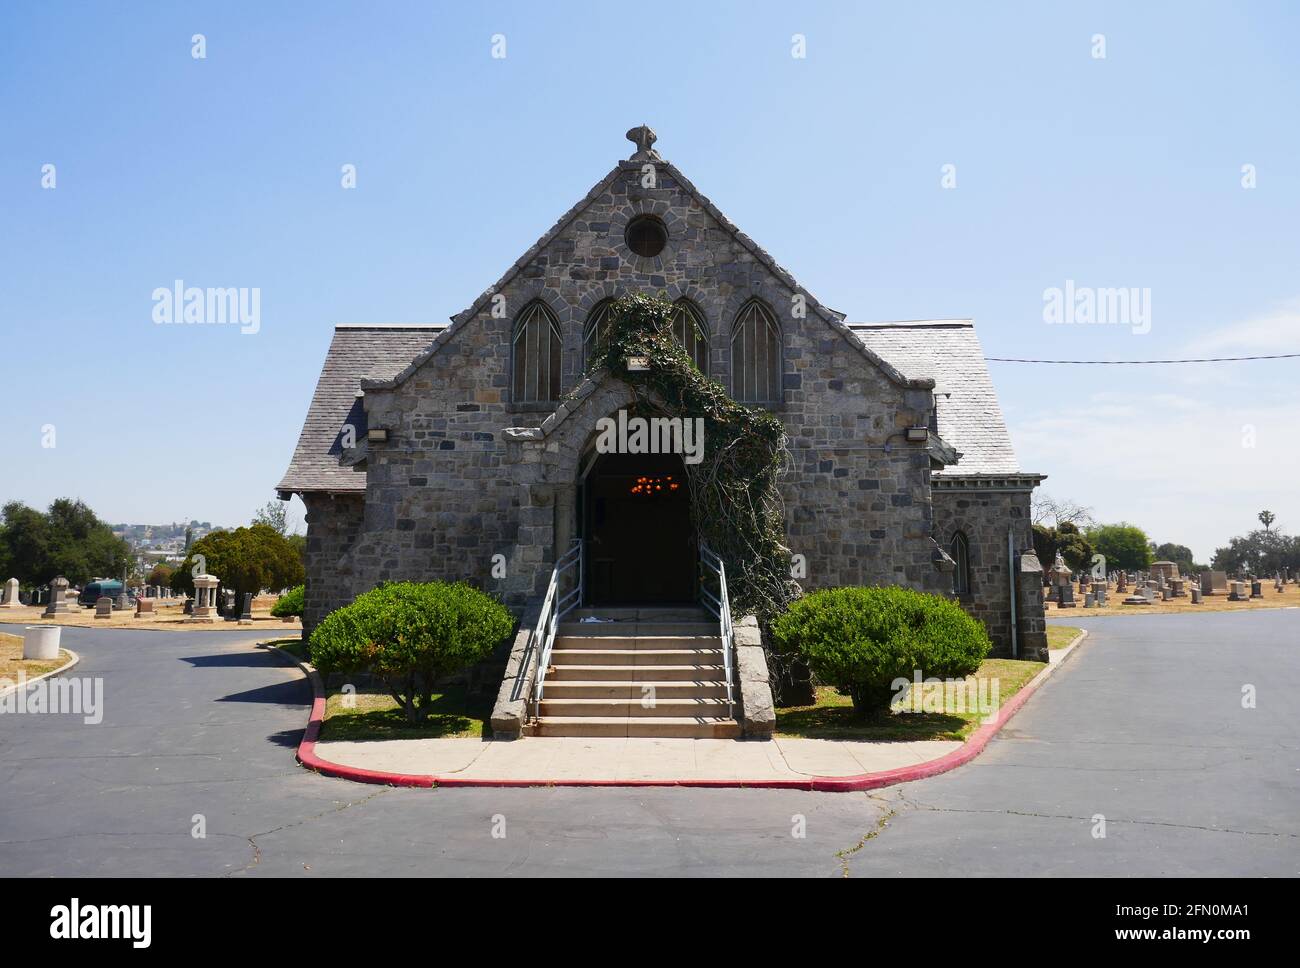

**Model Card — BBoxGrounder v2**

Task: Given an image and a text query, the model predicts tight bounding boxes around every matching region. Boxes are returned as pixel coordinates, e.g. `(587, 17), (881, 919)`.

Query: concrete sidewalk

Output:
(312, 734), (962, 783)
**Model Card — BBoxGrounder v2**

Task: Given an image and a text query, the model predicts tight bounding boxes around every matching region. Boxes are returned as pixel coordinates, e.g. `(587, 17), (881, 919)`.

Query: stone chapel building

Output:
(278, 127), (1049, 685)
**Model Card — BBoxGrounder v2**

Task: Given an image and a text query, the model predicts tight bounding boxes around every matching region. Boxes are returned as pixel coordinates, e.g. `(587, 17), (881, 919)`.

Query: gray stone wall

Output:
(301, 492), (365, 639)
(931, 483), (1044, 657)
(345, 159), (947, 612)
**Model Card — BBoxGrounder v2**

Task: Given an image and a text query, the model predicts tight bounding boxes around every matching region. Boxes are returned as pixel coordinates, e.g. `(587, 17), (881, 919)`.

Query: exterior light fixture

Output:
(625, 356), (651, 371)
(906, 427), (929, 442)
(367, 428), (389, 443)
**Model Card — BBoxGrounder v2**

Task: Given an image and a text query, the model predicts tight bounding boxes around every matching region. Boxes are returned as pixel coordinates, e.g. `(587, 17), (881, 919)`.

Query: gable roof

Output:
(277, 324), (445, 495)
(848, 320), (1023, 476)
(362, 157), (931, 394)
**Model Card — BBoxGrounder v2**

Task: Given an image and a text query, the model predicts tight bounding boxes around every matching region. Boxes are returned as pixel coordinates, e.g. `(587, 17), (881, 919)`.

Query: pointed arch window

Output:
(951, 531), (971, 595)
(512, 301), (562, 403)
(671, 299), (709, 374)
(731, 299), (781, 403)
(582, 299), (615, 369)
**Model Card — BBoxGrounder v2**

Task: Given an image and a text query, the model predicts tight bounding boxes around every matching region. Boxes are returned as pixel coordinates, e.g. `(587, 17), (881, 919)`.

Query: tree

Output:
(172, 524), (304, 605)
(1212, 529), (1298, 577)
(1031, 494), (1096, 530)
(1088, 523), (1153, 572)
(0, 499), (130, 587)
(1258, 510), (1277, 532)
(252, 500), (289, 536)
(146, 562), (176, 588)
(1032, 521), (1094, 573)
(1151, 542), (1205, 576)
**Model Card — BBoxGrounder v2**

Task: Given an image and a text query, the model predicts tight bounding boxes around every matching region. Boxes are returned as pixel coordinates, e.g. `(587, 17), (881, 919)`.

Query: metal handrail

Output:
(527, 539), (583, 721)
(698, 544), (735, 720)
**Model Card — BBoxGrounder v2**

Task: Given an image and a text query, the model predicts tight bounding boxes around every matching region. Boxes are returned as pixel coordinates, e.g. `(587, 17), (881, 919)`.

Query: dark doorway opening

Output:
(581, 452), (697, 605)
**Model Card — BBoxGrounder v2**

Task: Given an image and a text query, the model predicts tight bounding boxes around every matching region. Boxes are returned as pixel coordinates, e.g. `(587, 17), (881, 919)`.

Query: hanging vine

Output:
(579, 292), (801, 623)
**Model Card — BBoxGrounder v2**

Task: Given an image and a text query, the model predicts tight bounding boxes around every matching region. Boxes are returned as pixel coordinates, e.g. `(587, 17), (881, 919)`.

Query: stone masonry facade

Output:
(287, 130), (1047, 661)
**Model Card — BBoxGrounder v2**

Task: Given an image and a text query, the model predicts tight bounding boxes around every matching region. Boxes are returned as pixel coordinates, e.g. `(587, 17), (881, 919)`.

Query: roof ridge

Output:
(335, 322), (448, 330)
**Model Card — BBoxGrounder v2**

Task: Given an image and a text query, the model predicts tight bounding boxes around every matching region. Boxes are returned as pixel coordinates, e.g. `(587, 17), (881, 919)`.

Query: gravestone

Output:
(1202, 571), (1229, 595)
(135, 598), (155, 617)
(0, 577), (21, 608)
(94, 596), (113, 619)
(1228, 580), (1247, 601)
(183, 599), (194, 615)
(1161, 586), (1171, 601)
(1151, 560), (1180, 582)
(1191, 586), (1202, 604)
(1116, 572), (1127, 593)
(1171, 578), (1186, 598)
(1051, 553), (1076, 608)
(1084, 592), (1095, 607)
(238, 592), (254, 625)
(187, 575), (219, 623)
(1091, 581), (1107, 605)
(42, 576), (73, 616)
(1250, 580), (1263, 599)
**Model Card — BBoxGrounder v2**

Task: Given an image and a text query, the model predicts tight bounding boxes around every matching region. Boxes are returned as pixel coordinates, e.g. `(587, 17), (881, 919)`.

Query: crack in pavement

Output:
(833, 791), (902, 877)
(228, 787), (392, 876)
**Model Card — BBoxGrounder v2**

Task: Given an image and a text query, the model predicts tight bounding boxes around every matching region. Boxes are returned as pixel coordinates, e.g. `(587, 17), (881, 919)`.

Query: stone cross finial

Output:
(625, 124), (661, 161)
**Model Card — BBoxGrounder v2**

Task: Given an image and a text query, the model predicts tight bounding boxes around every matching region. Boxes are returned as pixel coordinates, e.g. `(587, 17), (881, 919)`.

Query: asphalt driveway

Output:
(1, 609), (1296, 876)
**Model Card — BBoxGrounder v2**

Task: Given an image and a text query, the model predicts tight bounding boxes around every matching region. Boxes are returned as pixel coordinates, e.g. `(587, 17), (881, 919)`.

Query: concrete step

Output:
(546, 664), (728, 681)
(539, 698), (732, 718)
(553, 635), (722, 651)
(533, 716), (742, 739)
(549, 648), (723, 667)
(559, 621), (718, 638)
(542, 681), (730, 700)
(572, 606), (711, 622)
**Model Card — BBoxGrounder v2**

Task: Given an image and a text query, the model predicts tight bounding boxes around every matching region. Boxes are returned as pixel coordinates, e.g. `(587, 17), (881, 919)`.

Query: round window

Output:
(625, 215), (668, 258)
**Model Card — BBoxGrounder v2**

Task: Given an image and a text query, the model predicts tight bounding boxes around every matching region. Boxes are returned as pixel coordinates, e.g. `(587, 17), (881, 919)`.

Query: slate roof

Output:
(848, 320), (1024, 477)
(276, 324), (445, 494)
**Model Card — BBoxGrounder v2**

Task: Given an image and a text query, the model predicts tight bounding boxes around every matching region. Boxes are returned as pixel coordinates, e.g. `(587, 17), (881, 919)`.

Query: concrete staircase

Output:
(527, 606), (740, 738)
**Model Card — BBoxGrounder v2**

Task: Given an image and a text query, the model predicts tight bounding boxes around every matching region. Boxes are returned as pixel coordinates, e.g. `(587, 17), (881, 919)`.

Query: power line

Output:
(986, 353), (1300, 364)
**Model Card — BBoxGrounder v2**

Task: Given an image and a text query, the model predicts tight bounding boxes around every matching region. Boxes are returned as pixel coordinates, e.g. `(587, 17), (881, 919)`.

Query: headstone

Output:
(1091, 581), (1107, 605)
(1250, 580), (1263, 599)
(183, 598), (194, 615)
(1161, 586), (1171, 601)
(1151, 560), (1180, 582)
(135, 598), (155, 617)
(1051, 553), (1076, 608)
(238, 592), (254, 625)
(1171, 578), (1186, 598)
(187, 575), (219, 623)
(1228, 580), (1247, 601)
(1116, 572), (1127, 593)
(42, 576), (73, 616)
(1191, 586), (1202, 604)
(1202, 571), (1229, 595)
(94, 596), (113, 619)
(1084, 592), (1095, 608)
(0, 577), (21, 608)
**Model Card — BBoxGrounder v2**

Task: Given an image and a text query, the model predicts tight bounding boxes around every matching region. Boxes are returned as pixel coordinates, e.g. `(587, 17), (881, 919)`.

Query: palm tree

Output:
(1258, 510), (1276, 532)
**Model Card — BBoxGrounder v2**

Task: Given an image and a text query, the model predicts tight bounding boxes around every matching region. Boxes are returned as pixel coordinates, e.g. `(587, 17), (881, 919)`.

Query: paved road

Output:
(1, 610), (1296, 876)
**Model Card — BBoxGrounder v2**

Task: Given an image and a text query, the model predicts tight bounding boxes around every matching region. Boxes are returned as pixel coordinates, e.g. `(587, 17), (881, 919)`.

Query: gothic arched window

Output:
(512, 301), (562, 403)
(671, 299), (709, 374)
(951, 531), (971, 595)
(582, 299), (615, 369)
(731, 299), (781, 403)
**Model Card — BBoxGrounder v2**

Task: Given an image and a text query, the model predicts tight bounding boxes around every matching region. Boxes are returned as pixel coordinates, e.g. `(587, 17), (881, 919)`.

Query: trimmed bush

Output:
(271, 584), (304, 618)
(770, 587), (991, 717)
(309, 582), (514, 723)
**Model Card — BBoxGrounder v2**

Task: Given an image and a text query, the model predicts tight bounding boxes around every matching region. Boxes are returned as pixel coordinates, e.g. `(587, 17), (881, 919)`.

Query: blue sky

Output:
(2, 1), (1297, 561)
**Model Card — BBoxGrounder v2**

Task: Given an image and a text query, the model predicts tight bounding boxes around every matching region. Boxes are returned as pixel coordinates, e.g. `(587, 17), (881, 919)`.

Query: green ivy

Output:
(581, 292), (800, 622)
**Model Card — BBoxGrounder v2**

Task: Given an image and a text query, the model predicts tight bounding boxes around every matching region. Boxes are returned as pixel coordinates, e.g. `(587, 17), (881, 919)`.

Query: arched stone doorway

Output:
(579, 450), (697, 605)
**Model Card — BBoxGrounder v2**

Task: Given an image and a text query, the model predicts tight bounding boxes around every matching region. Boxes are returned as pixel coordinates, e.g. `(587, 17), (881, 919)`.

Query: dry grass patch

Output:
(776, 656), (1045, 742)
(1047, 625), (1083, 649)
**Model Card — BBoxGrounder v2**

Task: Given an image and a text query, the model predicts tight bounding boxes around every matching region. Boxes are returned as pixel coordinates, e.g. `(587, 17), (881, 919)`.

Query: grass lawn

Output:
(1047, 625), (1083, 650)
(775, 656), (1046, 742)
(263, 637), (489, 740)
(0, 631), (69, 680)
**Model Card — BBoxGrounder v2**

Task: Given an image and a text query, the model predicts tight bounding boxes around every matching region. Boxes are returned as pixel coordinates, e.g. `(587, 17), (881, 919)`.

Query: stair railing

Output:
(697, 543), (735, 720)
(527, 539), (583, 722)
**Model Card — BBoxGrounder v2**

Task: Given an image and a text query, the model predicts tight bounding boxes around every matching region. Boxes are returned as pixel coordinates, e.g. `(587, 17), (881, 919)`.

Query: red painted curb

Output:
(275, 633), (1085, 792)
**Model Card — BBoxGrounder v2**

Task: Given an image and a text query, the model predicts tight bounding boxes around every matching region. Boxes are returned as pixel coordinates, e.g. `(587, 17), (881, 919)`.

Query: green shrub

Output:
(309, 582), (514, 722)
(271, 584), (304, 618)
(770, 587), (991, 717)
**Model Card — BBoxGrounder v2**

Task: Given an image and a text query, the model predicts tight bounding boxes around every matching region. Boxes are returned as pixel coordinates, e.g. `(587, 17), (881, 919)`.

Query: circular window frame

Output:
(624, 215), (669, 259)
